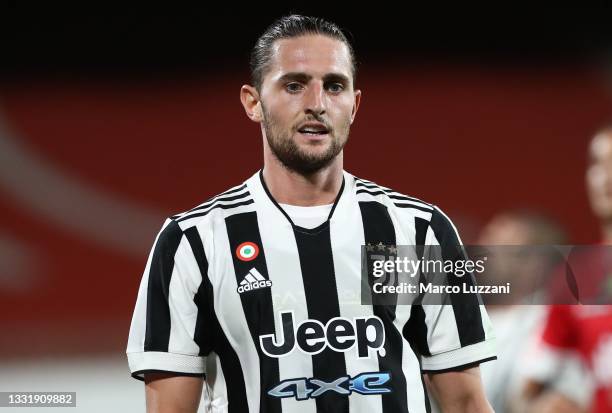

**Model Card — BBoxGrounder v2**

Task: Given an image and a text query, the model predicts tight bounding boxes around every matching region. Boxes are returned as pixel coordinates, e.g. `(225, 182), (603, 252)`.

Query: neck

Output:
(262, 151), (344, 206)
(602, 220), (612, 243)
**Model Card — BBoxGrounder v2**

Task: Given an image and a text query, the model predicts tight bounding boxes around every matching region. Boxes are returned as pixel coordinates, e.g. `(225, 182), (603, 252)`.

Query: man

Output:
(524, 126), (612, 413)
(474, 211), (566, 413)
(520, 127), (612, 413)
(127, 15), (496, 413)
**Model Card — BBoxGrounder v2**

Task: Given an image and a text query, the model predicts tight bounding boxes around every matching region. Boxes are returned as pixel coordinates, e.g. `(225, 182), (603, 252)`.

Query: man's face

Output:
(587, 131), (612, 221)
(258, 34), (360, 174)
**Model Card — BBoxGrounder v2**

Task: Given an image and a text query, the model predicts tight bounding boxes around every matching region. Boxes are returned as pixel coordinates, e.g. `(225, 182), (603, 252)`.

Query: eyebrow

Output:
(277, 72), (350, 85)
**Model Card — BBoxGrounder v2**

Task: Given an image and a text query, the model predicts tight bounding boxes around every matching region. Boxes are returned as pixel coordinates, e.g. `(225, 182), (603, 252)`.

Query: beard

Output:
(262, 104), (350, 175)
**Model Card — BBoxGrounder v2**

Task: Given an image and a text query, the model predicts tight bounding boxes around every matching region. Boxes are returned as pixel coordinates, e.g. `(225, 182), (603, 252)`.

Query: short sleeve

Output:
(405, 206), (497, 372)
(126, 218), (211, 381)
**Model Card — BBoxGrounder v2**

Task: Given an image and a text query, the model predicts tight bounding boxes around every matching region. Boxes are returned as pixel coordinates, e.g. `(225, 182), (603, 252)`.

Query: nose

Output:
(304, 81), (326, 116)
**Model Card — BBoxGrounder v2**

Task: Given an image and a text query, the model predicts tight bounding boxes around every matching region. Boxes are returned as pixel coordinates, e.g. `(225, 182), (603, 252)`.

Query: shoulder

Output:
(350, 174), (461, 239)
(351, 174), (434, 214)
(167, 179), (255, 231)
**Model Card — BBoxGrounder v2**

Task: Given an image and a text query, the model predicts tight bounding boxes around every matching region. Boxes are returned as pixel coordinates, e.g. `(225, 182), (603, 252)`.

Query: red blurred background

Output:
(0, 8), (611, 412)
(1, 64), (610, 358)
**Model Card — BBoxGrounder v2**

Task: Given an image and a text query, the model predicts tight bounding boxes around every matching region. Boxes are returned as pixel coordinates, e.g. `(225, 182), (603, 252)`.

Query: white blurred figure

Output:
(427, 210), (566, 413)
(517, 127), (612, 413)
(476, 211), (574, 413)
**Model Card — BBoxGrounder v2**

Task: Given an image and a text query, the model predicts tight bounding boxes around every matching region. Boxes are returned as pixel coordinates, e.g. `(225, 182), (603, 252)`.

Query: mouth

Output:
(297, 122), (330, 138)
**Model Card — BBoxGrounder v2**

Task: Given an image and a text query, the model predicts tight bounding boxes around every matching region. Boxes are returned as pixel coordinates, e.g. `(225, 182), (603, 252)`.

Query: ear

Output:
(350, 89), (361, 124)
(240, 84), (263, 123)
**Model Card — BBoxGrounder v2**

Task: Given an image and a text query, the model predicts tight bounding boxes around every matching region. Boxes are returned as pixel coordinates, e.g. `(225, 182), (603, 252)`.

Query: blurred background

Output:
(1, 7), (611, 412)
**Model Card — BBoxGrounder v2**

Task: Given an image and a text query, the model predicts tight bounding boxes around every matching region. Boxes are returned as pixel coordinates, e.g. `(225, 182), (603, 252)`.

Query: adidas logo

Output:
(237, 268), (272, 294)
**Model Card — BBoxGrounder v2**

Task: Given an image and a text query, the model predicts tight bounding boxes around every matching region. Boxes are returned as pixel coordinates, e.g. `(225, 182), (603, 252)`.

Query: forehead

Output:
(267, 34), (352, 80)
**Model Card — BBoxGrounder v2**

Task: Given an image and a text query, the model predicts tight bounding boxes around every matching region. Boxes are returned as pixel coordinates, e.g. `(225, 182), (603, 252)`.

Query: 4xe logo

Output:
(268, 372), (392, 400)
(259, 311), (385, 359)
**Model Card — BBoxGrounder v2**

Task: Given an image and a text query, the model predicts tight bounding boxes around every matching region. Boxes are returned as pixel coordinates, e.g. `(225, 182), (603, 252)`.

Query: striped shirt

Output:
(127, 170), (496, 413)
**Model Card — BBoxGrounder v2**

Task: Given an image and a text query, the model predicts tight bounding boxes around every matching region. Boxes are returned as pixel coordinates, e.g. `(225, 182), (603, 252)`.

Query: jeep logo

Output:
(259, 311), (385, 358)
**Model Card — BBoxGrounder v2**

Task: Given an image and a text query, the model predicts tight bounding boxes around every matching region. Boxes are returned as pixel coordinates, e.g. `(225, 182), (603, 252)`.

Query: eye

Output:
(285, 82), (304, 93)
(326, 83), (345, 93)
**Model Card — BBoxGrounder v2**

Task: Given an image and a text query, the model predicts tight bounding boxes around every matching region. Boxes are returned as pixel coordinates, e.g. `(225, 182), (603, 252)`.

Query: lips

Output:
(297, 122), (330, 135)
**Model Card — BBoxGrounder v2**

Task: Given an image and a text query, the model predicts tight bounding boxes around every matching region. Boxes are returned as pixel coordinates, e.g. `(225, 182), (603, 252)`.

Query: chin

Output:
(593, 204), (612, 221)
(296, 142), (332, 155)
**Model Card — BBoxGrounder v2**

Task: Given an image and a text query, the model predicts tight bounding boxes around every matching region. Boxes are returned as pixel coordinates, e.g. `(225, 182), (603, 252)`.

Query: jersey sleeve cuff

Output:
(127, 351), (206, 381)
(420, 339), (497, 372)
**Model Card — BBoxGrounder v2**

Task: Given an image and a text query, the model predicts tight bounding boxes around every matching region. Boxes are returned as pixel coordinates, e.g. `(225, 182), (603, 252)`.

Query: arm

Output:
(411, 207), (496, 411)
(515, 381), (587, 413)
(426, 366), (493, 413)
(126, 219), (212, 409)
(145, 373), (204, 413)
(513, 306), (590, 413)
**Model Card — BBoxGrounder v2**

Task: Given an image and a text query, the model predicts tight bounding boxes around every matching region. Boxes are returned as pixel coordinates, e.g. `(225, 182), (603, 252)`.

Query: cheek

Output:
(267, 100), (301, 123)
(265, 106), (292, 127)
(333, 98), (356, 119)
(588, 166), (611, 192)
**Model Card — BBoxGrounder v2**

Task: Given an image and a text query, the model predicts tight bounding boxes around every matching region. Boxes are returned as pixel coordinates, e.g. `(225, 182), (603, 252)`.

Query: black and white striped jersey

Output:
(127, 170), (496, 413)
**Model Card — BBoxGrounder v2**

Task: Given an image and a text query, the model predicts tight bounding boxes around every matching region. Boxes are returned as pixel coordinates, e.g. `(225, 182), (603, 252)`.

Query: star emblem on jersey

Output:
(237, 268), (272, 294)
(236, 241), (260, 261)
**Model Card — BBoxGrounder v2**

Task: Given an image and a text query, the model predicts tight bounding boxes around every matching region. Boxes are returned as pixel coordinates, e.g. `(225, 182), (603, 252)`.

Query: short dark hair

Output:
(250, 15), (357, 91)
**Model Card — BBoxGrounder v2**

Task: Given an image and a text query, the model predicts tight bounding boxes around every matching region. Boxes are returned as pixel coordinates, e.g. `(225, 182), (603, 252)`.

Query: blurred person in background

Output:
(519, 126), (612, 413)
(478, 211), (566, 413)
(426, 211), (566, 413)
